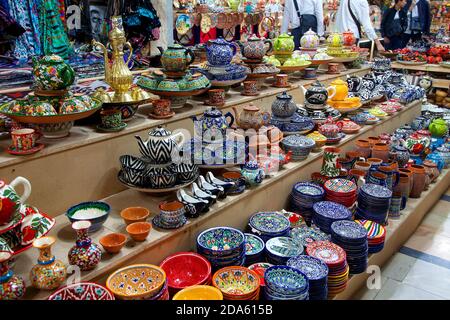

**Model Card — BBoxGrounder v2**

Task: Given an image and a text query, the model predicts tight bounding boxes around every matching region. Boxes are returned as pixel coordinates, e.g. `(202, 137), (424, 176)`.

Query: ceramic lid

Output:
(244, 160), (260, 170)
(248, 34), (262, 42)
(148, 125), (172, 137)
(209, 37), (232, 46)
(276, 91), (292, 100)
(167, 43), (185, 50)
(243, 103), (260, 112)
(204, 107), (223, 117)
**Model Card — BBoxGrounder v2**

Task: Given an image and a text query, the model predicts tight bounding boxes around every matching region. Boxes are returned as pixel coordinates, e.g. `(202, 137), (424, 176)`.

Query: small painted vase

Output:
(30, 236), (67, 290)
(0, 252), (25, 300)
(320, 147), (341, 178)
(68, 221), (101, 271)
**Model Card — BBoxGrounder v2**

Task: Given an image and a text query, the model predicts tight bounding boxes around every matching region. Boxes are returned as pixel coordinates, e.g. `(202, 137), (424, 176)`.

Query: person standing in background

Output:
(335, 0), (385, 51)
(281, 0), (324, 50)
(401, 0), (431, 46)
(380, 0), (408, 50)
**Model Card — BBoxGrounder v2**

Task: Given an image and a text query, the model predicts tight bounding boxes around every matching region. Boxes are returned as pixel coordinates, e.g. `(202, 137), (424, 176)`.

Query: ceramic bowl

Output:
(264, 265), (309, 296)
(212, 266), (260, 300)
(172, 285), (223, 300)
(159, 252), (212, 292)
(106, 264), (166, 300)
(119, 155), (147, 171)
(99, 233), (127, 253)
(48, 282), (115, 300)
(66, 201), (110, 232)
(126, 222), (151, 242)
(197, 227), (245, 256)
(148, 172), (177, 189)
(120, 207), (150, 225)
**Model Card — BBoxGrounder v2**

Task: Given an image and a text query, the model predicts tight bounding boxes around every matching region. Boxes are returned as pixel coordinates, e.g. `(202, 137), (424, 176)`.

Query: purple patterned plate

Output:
(286, 255), (329, 280)
(313, 201), (352, 219)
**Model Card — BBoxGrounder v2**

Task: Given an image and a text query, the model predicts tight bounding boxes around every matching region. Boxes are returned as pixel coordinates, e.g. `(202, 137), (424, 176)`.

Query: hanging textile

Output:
(40, 0), (74, 60)
(65, 0), (92, 44)
(0, 4), (25, 40)
(7, 0), (42, 63)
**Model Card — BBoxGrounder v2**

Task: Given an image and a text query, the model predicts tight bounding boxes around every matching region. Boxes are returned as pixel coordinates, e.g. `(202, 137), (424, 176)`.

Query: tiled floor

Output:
(354, 187), (450, 300)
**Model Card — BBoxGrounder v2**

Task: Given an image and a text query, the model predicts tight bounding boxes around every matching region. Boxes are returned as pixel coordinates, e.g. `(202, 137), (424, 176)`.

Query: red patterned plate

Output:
(324, 178), (357, 194)
(306, 240), (346, 267)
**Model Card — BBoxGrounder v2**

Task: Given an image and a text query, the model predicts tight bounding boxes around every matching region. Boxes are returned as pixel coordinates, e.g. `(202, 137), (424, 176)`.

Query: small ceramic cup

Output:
(100, 109), (122, 129)
(303, 67), (317, 79)
(153, 99), (172, 117)
(275, 74), (288, 87)
(222, 171), (246, 194)
(208, 89), (225, 106)
(328, 63), (339, 74)
(354, 161), (371, 176)
(11, 128), (41, 151)
(243, 81), (258, 95)
(159, 201), (185, 225)
(367, 171), (388, 187)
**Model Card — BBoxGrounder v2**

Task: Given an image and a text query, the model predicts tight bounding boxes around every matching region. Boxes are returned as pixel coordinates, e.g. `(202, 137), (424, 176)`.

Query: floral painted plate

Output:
(265, 236), (303, 258)
(248, 262), (273, 286)
(201, 14), (212, 34)
(244, 233), (265, 256)
(312, 201), (352, 220)
(176, 14), (192, 35)
(48, 282), (115, 300)
(306, 240), (347, 266)
(249, 212), (290, 235)
(290, 224), (330, 247)
(324, 178), (357, 194)
(330, 220), (368, 241)
(286, 255), (329, 280)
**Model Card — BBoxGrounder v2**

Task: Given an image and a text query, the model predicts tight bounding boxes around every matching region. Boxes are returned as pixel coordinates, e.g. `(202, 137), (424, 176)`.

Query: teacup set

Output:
(149, 99), (175, 119)
(273, 74), (289, 88)
(242, 81), (259, 96)
(7, 128), (44, 156)
(152, 201), (188, 229)
(206, 89), (226, 106)
(97, 109), (127, 132)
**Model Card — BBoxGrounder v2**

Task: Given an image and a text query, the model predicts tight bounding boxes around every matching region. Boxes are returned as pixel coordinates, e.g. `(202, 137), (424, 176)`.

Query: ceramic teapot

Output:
(239, 34), (273, 60)
(206, 37), (237, 66)
(326, 32), (343, 47)
(191, 107), (235, 139)
(301, 81), (336, 106)
(32, 55), (75, 90)
(135, 126), (185, 164)
(361, 73), (377, 91)
(241, 161), (264, 186)
(271, 92), (297, 118)
(0, 177), (31, 225)
(343, 30), (356, 46)
(346, 75), (362, 93)
(160, 43), (195, 73)
(232, 103), (270, 130)
(318, 117), (343, 138)
(429, 118), (448, 137)
(329, 79), (348, 101)
(300, 29), (319, 49)
(273, 33), (295, 53)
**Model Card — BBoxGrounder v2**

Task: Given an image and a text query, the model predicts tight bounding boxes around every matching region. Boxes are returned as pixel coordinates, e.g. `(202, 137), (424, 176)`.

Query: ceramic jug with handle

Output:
(301, 81), (336, 106)
(329, 79), (348, 101)
(232, 103), (270, 130)
(32, 55), (75, 90)
(273, 33), (295, 53)
(161, 43), (195, 72)
(191, 107), (235, 139)
(0, 177), (32, 225)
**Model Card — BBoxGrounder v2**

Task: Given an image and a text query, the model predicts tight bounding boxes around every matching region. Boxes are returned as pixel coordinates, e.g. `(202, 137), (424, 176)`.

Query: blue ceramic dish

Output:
(264, 265), (309, 296)
(66, 201), (111, 232)
(196, 226), (245, 256)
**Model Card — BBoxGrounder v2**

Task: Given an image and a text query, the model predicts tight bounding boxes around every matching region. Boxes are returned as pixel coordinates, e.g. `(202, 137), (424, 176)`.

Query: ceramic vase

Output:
(0, 252), (25, 300)
(68, 221), (101, 271)
(409, 165), (426, 198)
(30, 236), (67, 290)
(320, 147), (341, 177)
(371, 143), (390, 163)
(355, 139), (371, 159)
(394, 173), (411, 210)
(423, 160), (439, 184)
(271, 92), (297, 118)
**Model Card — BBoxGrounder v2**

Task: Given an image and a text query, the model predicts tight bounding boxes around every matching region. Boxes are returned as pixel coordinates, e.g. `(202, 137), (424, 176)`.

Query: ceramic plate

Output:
(286, 255), (328, 280)
(48, 282), (115, 300)
(330, 220), (368, 240)
(201, 14), (212, 34)
(249, 212), (290, 234)
(290, 224), (330, 247)
(176, 14), (192, 35)
(359, 183), (392, 199)
(293, 182), (324, 197)
(313, 201), (352, 220)
(245, 233), (265, 256)
(306, 241), (347, 266)
(324, 179), (357, 194)
(266, 237), (303, 258)
(355, 219), (386, 239)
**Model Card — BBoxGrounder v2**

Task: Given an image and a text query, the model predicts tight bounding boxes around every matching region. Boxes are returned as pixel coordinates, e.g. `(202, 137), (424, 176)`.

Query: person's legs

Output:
(291, 27), (301, 50)
(411, 32), (422, 42)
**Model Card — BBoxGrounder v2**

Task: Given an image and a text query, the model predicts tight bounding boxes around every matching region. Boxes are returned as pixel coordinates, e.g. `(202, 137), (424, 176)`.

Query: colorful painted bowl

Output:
(48, 282), (115, 300)
(264, 265), (309, 296)
(126, 222), (151, 242)
(212, 266), (260, 300)
(66, 201), (110, 232)
(120, 207), (150, 225)
(106, 264), (166, 300)
(196, 227), (245, 256)
(172, 285), (223, 300)
(99, 233), (127, 254)
(159, 252), (212, 292)
(248, 262), (273, 287)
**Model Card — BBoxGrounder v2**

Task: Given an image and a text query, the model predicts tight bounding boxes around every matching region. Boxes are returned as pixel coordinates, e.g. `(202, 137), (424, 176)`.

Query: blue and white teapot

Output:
(206, 37), (237, 67)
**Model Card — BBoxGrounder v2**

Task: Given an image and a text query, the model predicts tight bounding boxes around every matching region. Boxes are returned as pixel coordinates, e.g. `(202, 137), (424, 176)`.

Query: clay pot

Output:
(99, 233), (127, 253)
(393, 173), (411, 210)
(355, 139), (371, 159)
(371, 143), (390, 162)
(423, 160), (440, 184)
(368, 136), (381, 147)
(409, 165), (426, 198)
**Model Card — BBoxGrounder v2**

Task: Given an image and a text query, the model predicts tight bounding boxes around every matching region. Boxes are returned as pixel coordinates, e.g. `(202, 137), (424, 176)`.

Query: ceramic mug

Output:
(159, 201), (185, 225)
(367, 158), (383, 171)
(153, 99), (172, 117)
(378, 166), (400, 190)
(328, 63), (339, 74)
(100, 109), (122, 129)
(208, 89), (225, 106)
(354, 161), (371, 176)
(275, 74), (288, 87)
(355, 139), (371, 159)
(303, 68), (317, 79)
(348, 169), (367, 187)
(243, 81), (258, 95)
(367, 171), (388, 187)
(11, 128), (42, 151)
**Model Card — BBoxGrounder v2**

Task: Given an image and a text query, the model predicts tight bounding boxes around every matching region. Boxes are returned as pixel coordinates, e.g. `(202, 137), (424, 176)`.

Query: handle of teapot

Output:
(174, 131), (186, 148)
(326, 86), (336, 100)
(9, 176), (31, 204)
(300, 85), (307, 95)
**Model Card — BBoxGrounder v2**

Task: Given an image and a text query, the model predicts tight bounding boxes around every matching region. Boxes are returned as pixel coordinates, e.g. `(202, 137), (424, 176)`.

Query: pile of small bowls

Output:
(281, 135), (315, 161)
(244, 233), (265, 266)
(196, 227), (246, 270)
(264, 266), (309, 300)
(159, 252), (212, 295)
(265, 236), (304, 265)
(248, 212), (291, 242)
(212, 266), (261, 300)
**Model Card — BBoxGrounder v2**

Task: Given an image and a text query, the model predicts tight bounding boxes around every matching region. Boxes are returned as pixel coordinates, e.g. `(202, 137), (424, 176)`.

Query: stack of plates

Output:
(290, 182), (325, 225)
(280, 135), (316, 161)
(306, 241), (349, 297)
(197, 227), (246, 271)
(287, 255), (329, 300)
(356, 184), (392, 225)
(264, 266), (309, 300)
(245, 233), (265, 266)
(248, 212), (291, 242)
(324, 179), (358, 208)
(330, 220), (368, 275)
(355, 219), (386, 253)
(265, 236), (304, 265)
(312, 201), (353, 234)
(290, 224), (330, 249)
(212, 266), (260, 300)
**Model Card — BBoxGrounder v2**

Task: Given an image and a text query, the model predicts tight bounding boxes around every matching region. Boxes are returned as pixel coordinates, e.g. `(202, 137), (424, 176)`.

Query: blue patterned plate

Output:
(286, 255), (329, 281)
(245, 233), (265, 256)
(293, 182), (325, 197)
(359, 183), (392, 199)
(266, 236), (303, 258)
(249, 212), (290, 235)
(197, 227), (245, 253)
(331, 220), (368, 241)
(313, 201), (352, 219)
(290, 225), (330, 247)
(264, 265), (309, 296)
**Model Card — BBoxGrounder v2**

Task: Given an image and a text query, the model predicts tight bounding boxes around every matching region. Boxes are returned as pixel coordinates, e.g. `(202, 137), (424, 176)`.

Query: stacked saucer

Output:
(356, 184), (392, 225)
(355, 219), (386, 253)
(290, 182), (325, 225)
(265, 236), (304, 265)
(264, 266), (309, 300)
(196, 227), (246, 271)
(306, 241), (349, 297)
(287, 255), (329, 300)
(330, 220), (368, 275)
(324, 179), (358, 208)
(244, 233), (265, 266)
(280, 135), (316, 161)
(248, 212), (291, 242)
(312, 201), (353, 234)
(290, 224), (330, 249)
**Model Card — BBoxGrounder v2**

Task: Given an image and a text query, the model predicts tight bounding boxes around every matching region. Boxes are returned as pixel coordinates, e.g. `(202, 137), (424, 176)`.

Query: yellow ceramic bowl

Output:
(106, 264), (166, 300)
(212, 266), (260, 300)
(172, 285), (224, 300)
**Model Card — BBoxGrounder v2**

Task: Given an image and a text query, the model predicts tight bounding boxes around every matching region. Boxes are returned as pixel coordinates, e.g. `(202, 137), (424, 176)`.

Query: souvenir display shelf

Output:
(11, 99), (438, 300)
(391, 61), (450, 89)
